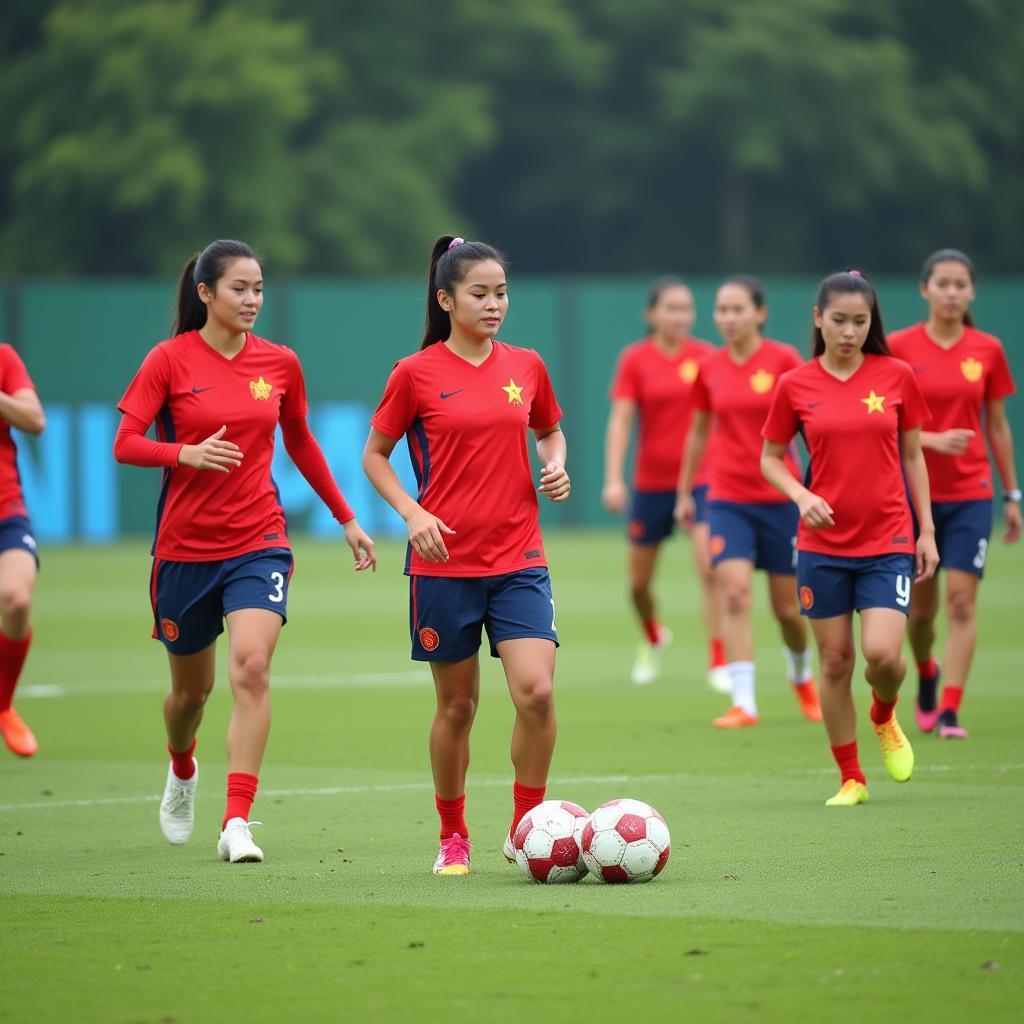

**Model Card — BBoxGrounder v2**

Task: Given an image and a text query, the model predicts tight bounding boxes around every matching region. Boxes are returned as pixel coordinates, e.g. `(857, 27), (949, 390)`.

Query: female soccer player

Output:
(676, 276), (820, 728)
(363, 235), (569, 877)
(762, 270), (939, 806)
(114, 239), (375, 863)
(602, 277), (726, 689)
(889, 250), (1019, 739)
(0, 344), (45, 758)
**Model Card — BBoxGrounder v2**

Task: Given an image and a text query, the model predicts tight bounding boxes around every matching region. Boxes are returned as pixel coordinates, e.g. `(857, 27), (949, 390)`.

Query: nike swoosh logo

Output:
(191, 386), (215, 394)
(808, 400), (824, 409)
(440, 389), (464, 400)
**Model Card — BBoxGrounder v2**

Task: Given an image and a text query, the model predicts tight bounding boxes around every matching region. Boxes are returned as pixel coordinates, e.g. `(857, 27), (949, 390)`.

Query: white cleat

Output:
(707, 665), (732, 694)
(630, 627), (673, 685)
(159, 760), (198, 845)
(217, 817), (264, 863)
(503, 830), (516, 863)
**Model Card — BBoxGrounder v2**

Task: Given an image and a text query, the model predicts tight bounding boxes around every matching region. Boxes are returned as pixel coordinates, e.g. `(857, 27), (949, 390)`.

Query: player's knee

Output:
(864, 646), (902, 677)
(629, 582), (651, 604)
(232, 650), (271, 697)
(946, 589), (975, 626)
(819, 647), (855, 682)
(772, 597), (800, 627)
(0, 585), (32, 625)
(721, 582), (751, 616)
(173, 687), (209, 712)
(439, 694), (476, 731)
(514, 676), (554, 718)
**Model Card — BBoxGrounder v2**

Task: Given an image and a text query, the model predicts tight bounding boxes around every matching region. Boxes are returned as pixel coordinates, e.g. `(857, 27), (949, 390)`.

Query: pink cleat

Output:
(915, 702), (941, 733)
(433, 833), (472, 876)
(937, 709), (968, 740)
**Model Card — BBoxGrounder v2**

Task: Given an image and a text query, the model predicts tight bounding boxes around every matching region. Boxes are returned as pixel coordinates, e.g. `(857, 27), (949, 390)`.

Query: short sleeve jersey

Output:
(691, 339), (803, 504)
(118, 331), (308, 562)
(762, 354), (930, 557)
(0, 345), (35, 520)
(609, 337), (716, 491)
(888, 323), (1016, 501)
(371, 340), (562, 578)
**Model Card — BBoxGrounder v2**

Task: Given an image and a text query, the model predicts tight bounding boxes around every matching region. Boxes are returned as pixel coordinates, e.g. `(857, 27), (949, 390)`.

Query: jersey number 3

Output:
(269, 571), (285, 603)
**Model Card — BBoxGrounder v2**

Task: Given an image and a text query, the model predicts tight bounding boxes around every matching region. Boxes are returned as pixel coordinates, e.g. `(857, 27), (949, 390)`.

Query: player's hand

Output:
(405, 505), (455, 562)
(602, 480), (628, 515)
(674, 493), (695, 529)
(930, 429), (975, 455)
(1003, 500), (1022, 544)
(539, 461), (570, 502)
(797, 490), (835, 529)
(178, 425), (243, 472)
(343, 519), (377, 572)
(915, 528), (940, 581)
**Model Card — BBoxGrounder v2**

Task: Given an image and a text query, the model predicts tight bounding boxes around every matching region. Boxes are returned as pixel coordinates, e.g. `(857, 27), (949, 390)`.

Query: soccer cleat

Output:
(937, 709), (969, 740)
(707, 665), (731, 694)
(873, 715), (914, 782)
(631, 627), (673, 685)
(792, 679), (823, 721)
(433, 833), (472, 876)
(0, 708), (37, 757)
(713, 706), (759, 729)
(915, 664), (941, 733)
(503, 830), (516, 864)
(825, 780), (869, 807)
(159, 759), (198, 844)
(217, 818), (264, 863)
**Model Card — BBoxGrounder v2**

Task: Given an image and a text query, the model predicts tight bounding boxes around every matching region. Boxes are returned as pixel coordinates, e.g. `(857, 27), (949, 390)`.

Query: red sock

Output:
(642, 619), (661, 646)
(916, 657), (938, 678)
(435, 794), (468, 840)
(830, 741), (866, 785)
(222, 772), (258, 828)
(939, 685), (964, 713)
(870, 694), (897, 725)
(0, 628), (32, 713)
(511, 782), (546, 836)
(167, 739), (196, 780)
(709, 636), (726, 669)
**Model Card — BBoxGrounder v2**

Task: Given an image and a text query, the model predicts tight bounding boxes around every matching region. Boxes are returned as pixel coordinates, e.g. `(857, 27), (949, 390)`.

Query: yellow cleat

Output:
(873, 715), (914, 782)
(825, 780), (869, 806)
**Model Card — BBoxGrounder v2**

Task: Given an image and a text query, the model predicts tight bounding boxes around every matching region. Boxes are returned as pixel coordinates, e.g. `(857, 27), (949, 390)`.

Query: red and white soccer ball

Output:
(513, 799), (590, 884)
(581, 798), (670, 883)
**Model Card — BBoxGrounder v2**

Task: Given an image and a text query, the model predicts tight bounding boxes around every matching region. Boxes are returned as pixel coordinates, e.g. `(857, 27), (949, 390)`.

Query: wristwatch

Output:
(1004, 489), (1023, 502)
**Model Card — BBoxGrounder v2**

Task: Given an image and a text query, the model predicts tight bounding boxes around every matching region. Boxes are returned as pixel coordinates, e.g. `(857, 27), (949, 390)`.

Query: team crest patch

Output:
(161, 618), (180, 642)
(501, 378), (524, 406)
(710, 534), (726, 557)
(799, 586), (814, 610)
(749, 369), (775, 394)
(960, 357), (983, 383)
(419, 627), (440, 652)
(249, 375), (273, 400)
(679, 359), (699, 384)
(860, 389), (886, 414)
(628, 520), (646, 541)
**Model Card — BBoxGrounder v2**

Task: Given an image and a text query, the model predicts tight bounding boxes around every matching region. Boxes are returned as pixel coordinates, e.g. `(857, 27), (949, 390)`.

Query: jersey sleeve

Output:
(608, 348), (638, 401)
(761, 374), (799, 443)
(370, 360), (418, 439)
(985, 341), (1016, 401)
(898, 365), (930, 431)
(691, 365), (712, 413)
(781, 344), (804, 372)
(0, 345), (34, 394)
(118, 346), (171, 425)
(279, 348), (309, 420)
(529, 355), (563, 429)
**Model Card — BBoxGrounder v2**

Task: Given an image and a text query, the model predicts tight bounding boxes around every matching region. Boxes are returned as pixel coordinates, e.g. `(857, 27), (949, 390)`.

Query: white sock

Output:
(728, 661), (757, 716)
(784, 647), (813, 684)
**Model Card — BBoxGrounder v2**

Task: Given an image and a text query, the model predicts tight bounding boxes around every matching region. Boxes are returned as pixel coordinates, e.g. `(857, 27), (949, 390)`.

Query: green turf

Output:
(1, 533), (1022, 1023)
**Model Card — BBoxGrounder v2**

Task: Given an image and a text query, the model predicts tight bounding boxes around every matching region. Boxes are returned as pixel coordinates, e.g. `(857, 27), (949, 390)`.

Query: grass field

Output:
(1, 531), (1022, 1023)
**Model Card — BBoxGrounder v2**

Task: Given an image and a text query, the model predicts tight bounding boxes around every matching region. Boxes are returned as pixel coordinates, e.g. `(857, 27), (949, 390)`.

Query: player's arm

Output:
(984, 397), (1021, 543)
(760, 439), (835, 529)
(535, 424), (569, 503)
(602, 399), (634, 515)
(362, 427), (453, 563)
(901, 427), (939, 580)
(919, 429), (975, 455)
(674, 410), (708, 527)
(0, 388), (45, 435)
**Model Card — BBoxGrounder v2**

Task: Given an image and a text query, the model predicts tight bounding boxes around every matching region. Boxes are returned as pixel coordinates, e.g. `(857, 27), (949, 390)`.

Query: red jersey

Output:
(691, 339), (803, 503)
(371, 340), (562, 578)
(0, 345), (35, 520)
(763, 355), (930, 557)
(609, 337), (716, 491)
(118, 331), (308, 562)
(888, 323), (1015, 501)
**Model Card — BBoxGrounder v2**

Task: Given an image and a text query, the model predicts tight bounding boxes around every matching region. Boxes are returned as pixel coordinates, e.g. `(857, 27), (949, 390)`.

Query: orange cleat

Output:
(793, 679), (823, 721)
(713, 706), (759, 729)
(0, 708), (38, 757)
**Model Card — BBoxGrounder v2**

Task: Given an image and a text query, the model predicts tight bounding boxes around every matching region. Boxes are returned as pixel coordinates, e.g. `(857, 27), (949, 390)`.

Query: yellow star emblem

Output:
(501, 377), (524, 406)
(679, 359), (699, 384)
(861, 389), (886, 414)
(750, 369), (775, 394)
(960, 357), (983, 383)
(249, 375), (273, 401)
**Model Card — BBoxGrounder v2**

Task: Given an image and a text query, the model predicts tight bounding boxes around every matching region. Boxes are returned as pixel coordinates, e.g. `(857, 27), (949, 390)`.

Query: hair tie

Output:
(448, 237), (465, 251)
(848, 269), (862, 278)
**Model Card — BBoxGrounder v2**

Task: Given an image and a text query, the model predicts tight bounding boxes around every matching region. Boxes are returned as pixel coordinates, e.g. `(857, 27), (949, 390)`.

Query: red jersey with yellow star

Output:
(117, 331), (307, 561)
(0, 344), (35, 520)
(888, 323), (1015, 501)
(371, 340), (562, 577)
(690, 338), (803, 503)
(609, 336), (716, 491)
(762, 354), (930, 557)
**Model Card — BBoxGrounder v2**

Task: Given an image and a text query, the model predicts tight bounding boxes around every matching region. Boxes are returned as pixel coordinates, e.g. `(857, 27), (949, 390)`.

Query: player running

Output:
(114, 239), (375, 863)
(0, 344), (45, 758)
(761, 270), (939, 806)
(363, 235), (569, 877)
(889, 249), (1019, 739)
(602, 277), (726, 689)
(676, 276), (820, 728)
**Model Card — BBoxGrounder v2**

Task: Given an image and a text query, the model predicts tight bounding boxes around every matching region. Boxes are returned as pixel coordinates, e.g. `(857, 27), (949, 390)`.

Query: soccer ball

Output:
(581, 798), (670, 883)
(513, 799), (590, 883)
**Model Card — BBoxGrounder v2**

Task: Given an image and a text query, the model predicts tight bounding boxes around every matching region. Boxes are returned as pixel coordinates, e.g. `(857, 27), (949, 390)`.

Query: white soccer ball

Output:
(513, 799), (590, 883)
(581, 798), (671, 883)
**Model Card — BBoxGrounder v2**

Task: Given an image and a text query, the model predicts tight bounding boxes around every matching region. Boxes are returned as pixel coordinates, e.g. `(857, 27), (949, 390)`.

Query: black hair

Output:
(174, 239), (259, 335)
(812, 270), (890, 358)
(719, 274), (766, 309)
(421, 235), (507, 349)
(646, 275), (691, 309)
(920, 248), (975, 327)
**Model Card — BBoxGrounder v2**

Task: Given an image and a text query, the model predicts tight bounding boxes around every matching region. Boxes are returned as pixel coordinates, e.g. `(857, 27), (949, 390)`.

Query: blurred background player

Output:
(114, 239), (375, 863)
(889, 249), (1020, 739)
(762, 270), (938, 805)
(602, 276), (727, 689)
(0, 344), (45, 758)
(676, 276), (820, 728)
(363, 235), (569, 877)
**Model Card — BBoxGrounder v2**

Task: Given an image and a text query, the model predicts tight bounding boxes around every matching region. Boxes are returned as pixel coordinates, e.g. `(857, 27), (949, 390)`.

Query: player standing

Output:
(602, 277), (726, 689)
(889, 250), (1019, 739)
(0, 344), (45, 758)
(761, 270), (939, 805)
(676, 277), (820, 727)
(114, 239), (375, 862)
(363, 235), (569, 877)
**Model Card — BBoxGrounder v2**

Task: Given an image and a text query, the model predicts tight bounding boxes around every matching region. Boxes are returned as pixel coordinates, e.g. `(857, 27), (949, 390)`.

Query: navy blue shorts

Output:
(708, 501), (798, 575)
(150, 548), (294, 656)
(933, 500), (992, 577)
(628, 490), (676, 545)
(409, 568), (559, 662)
(796, 552), (915, 618)
(0, 515), (39, 566)
(692, 485), (710, 526)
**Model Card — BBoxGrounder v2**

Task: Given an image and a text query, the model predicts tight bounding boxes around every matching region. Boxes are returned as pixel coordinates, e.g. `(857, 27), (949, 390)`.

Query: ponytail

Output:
(812, 270), (890, 358)
(172, 239), (258, 336)
(174, 254), (205, 335)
